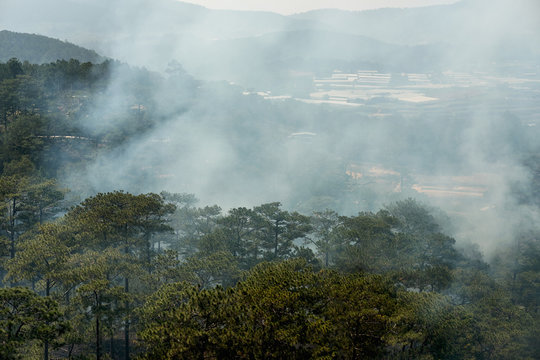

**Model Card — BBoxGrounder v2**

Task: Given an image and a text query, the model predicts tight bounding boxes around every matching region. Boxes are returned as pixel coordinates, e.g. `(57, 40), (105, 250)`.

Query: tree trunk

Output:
(67, 344), (74, 358)
(123, 234), (131, 360)
(124, 276), (130, 360)
(9, 197), (16, 259)
(96, 315), (101, 360)
(325, 249), (329, 267)
(44, 279), (51, 360)
(96, 291), (102, 360)
(39, 204), (43, 225)
(274, 222), (279, 259)
(146, 233), (152, 274)
(110, 329), (114, 359)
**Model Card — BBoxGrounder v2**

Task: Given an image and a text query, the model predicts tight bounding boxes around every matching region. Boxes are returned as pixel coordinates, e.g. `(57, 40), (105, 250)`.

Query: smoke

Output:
(3, 0), (540, 255)
(177, 1), (461, 15)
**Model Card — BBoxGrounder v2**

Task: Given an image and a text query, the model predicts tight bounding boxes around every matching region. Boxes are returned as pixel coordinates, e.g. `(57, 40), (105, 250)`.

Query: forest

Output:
(0, 56), (539, 359)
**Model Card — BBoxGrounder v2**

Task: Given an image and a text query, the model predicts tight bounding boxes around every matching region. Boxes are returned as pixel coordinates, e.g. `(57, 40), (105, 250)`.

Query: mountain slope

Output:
(0, 0), (322, 43)
(177, 29), (444, 86)
(0, 30), (105, 64)
(293, 0), (540, 49)
(1, 0), (538, 87)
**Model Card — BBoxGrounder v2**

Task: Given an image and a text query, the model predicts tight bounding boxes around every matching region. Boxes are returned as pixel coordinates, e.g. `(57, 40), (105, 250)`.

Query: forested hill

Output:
(0, 30), (105, 64)
(1, 52), (539, 359)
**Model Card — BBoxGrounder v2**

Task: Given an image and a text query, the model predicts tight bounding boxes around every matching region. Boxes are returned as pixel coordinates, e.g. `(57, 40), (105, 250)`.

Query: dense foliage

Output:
(1, 189), (538, 359)
(0, 31), (104, 65)
(0, 57), (539, 359)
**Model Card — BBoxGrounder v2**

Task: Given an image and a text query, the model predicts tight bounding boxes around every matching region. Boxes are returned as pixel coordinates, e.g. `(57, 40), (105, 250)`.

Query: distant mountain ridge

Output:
(1, 0), (538, 88)
(182, 29), (445, 84)
(292, 0), (539, 46)
(0, 30), (105, 64)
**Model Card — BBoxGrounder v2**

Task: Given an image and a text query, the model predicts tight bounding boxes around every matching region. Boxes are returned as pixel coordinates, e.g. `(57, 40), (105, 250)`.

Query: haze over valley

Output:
(1, 0), (539, 247)
(1, 0), (539, 358)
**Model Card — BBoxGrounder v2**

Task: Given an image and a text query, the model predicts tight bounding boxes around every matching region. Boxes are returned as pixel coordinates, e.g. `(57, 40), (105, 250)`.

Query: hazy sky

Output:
(180, 0), (460, 14)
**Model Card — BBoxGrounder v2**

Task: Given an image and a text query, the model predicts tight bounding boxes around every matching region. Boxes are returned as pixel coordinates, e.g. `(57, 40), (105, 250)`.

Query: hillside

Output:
(178, 29), (444, 89)
(0, 30), (105, 64)
(1, 0), (538, 84)
(293, 0), (540, 45)
(0, 0), (322, 43)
